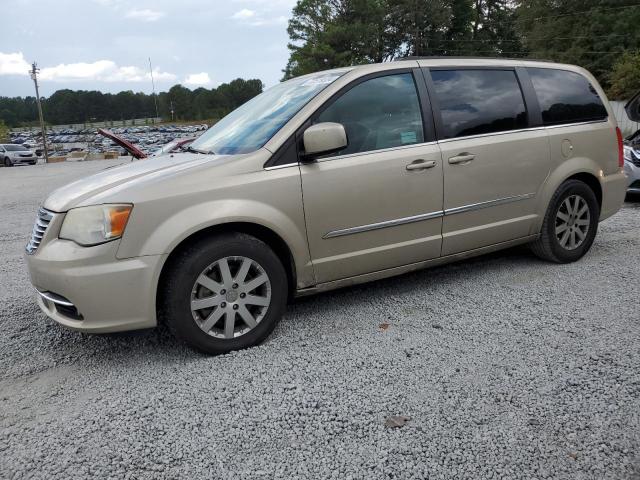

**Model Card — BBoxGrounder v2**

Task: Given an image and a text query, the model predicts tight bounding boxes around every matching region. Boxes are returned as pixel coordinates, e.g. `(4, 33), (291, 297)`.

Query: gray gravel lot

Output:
(1, 161), (639, 479)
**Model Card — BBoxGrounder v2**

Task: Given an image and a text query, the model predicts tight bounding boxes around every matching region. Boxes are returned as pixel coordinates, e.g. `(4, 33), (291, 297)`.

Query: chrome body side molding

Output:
(323, 210), (444, 239)
(443, 193), (536, 216)
(323, 193), (536, 239)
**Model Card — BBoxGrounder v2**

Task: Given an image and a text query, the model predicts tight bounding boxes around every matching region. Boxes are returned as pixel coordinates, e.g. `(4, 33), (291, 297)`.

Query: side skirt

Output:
(295, 234), (539, 297)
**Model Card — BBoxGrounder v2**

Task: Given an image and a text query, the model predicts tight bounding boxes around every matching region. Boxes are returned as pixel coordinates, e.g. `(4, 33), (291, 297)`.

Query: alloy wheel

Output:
(190, 256), (272, 339)
(555, 194), (590, 251)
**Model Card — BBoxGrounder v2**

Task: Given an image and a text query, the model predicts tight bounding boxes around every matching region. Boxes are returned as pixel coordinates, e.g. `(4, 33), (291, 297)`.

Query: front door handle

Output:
(406, 159), (436, 171)
(448, 153), (475, 165)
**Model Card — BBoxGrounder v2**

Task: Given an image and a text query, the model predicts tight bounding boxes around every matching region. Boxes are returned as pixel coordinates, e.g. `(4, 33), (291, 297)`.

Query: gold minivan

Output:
(25, 58), (627, 354)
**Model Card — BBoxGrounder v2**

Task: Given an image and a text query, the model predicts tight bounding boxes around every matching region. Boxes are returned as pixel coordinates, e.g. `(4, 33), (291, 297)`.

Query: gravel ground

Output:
(1, 161), (639, 479)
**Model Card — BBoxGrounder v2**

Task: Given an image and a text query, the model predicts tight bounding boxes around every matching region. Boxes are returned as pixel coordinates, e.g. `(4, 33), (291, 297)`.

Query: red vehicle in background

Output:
(97, 128), (195, 159)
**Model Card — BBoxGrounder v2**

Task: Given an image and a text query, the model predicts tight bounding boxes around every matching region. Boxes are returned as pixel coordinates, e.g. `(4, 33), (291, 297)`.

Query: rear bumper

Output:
(25, 238), (166, 333)
(600, 171), (628, 221)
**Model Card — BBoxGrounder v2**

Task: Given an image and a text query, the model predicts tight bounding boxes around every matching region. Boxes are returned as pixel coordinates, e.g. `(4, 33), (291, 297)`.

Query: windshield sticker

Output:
(400, 131), (417, 144)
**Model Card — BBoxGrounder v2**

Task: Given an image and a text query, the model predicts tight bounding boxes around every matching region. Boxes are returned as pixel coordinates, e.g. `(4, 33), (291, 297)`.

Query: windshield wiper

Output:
(184, 145), (213, 154)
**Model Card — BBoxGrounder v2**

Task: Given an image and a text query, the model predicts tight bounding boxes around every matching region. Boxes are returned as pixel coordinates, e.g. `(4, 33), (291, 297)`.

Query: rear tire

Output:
(158, 233), (288, 354)
(530, 179), (599, 263)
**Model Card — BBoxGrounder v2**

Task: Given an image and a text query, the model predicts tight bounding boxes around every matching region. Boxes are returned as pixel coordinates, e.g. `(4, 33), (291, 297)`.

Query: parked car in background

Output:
(622, 135), (640, 194)
(97, 128), (197, 159)
(623, 92), (640, 194)
(25, 58), (627, 354)
(0, 144), (37, 166)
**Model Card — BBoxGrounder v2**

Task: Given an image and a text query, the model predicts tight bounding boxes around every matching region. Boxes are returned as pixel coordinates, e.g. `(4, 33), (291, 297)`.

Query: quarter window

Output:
(430, 69), (528, 139)
(528, 68), (607, 125)
(315, 73), (424, 157)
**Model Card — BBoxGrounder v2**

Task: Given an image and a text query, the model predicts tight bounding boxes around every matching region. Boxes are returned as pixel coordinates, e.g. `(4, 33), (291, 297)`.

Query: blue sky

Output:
(0, 0), (297, 97)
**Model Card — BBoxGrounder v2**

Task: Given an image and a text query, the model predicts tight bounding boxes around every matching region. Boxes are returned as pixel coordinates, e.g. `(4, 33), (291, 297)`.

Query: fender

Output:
(117, 198), (316, 289)
(530, 155), (604, 234)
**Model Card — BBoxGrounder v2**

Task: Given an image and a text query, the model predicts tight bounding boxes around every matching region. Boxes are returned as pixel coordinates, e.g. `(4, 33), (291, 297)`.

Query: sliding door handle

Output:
(406, 159), (436, 171)
(448, 154), (475, 165)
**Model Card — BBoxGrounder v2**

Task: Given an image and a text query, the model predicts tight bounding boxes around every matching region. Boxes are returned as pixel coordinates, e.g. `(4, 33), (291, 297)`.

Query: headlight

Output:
(60, 204), (132, 246)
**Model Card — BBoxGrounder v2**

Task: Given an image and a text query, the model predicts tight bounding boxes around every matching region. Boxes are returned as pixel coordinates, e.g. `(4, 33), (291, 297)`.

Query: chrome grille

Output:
(26, 208), (54, 254)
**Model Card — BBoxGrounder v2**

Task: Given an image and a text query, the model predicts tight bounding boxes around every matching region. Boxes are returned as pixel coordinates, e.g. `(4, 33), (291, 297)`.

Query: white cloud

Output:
(125, 9), (165, 22)
(231, 8), (287, 26)
(231, 8), (256, 20)
(184, 72), (212, 86)
(0, 52), (176, 83)
(0, 52), (31, 76)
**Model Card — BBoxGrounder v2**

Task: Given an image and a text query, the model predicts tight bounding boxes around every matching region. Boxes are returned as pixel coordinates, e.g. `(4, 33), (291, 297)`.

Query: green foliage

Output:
(0, 120), (9, 143)
(283, 0), (525, 79)
(284, 0), (639, 90)
(515, 0), (640, 90)
(283, 0), (394, 79)
(608, 50), (640, 100)
(0, 79), (263, 127)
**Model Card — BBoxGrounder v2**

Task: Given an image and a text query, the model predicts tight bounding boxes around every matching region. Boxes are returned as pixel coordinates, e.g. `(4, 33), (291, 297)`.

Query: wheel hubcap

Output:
(190, 256), (271, 339)
(555, 194), (590, 251)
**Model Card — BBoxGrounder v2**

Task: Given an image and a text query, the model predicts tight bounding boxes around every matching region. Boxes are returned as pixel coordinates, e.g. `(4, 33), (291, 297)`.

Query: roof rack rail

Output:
(393, 55), (556, 63)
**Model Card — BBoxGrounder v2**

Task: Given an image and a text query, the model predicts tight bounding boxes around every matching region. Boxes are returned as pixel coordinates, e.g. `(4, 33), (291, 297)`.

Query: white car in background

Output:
(0, 144), (37, 167)
(624, 93), (640, 193)
(623, 141), (640, 193)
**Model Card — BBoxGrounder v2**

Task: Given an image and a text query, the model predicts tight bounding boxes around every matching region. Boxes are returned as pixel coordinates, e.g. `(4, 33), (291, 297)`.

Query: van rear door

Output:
(424, 67), (552, 256)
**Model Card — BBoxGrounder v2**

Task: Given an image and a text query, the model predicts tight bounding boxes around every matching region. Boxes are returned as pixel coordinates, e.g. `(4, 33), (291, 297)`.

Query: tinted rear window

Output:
(528, 68), (607, 125)
(430, 69), (527, 139)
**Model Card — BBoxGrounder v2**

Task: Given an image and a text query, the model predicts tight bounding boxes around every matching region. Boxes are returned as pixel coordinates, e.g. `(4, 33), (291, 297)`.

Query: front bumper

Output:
(624, 160), (640, 193)
(25, 228), (166, 333)
(12, 155), (36, 164)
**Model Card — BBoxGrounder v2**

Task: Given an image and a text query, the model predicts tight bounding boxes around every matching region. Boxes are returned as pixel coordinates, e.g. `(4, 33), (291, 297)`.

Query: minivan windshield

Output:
(189, 70), (348, 155)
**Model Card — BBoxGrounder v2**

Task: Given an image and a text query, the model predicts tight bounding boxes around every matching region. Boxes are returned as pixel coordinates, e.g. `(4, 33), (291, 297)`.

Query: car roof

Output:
(329, 56), (589, 79)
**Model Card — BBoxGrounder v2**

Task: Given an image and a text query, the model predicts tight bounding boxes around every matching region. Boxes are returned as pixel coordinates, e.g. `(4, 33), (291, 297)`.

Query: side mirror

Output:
(625, 90), (640, 122)
(302, 122), (347, 158)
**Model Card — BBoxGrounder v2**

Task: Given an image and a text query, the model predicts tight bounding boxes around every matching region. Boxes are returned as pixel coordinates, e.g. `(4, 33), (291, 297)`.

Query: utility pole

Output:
(148, 57), (159, 120)
(170, 100), (174, 122)
(30, 62), (49, 163)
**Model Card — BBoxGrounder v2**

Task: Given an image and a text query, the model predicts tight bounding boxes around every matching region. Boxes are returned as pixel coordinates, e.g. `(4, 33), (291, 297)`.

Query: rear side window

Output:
(528, 68), (607, 125)
(315, 73), (424, 157)
(430, 69), (527, 139)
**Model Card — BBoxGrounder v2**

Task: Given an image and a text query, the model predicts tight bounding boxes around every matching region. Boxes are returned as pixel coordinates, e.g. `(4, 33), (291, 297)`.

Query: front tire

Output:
(4, 157), (12, 167)
(530, 179), (599, 263)
(159, 233), (288, 354)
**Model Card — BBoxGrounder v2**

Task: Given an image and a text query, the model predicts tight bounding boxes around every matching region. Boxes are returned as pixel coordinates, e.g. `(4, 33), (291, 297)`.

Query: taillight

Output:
(616, 126), (624, 168)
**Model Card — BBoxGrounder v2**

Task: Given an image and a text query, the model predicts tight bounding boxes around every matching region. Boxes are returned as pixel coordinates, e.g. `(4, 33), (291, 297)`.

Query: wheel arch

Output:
(533, 159), (605, 234)
(565, 172), (602, 210)
(156, 222), (299, 307)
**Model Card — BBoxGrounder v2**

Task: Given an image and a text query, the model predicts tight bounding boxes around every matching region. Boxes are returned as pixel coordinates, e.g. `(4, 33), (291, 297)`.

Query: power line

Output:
(519, 3), (640, 24)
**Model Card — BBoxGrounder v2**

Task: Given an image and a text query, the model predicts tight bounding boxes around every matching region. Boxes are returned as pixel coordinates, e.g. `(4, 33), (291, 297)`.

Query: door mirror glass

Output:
(303, 122), (347, 157)
(625, 91), (640, 122)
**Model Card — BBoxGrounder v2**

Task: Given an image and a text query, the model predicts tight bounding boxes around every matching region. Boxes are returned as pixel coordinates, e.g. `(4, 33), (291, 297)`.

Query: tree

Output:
(282, 0), (522, 79)
(283, 0), (397, 80)
(608, 50), (640, 100)
(0, 79), (264, 127)
(515, 0), (640, 89)
(0, 120), (9, 143)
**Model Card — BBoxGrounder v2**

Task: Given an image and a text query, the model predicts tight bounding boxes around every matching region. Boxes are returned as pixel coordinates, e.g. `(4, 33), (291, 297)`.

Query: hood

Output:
(97, 128), (147, 159)
(43, 152), (223, 212)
